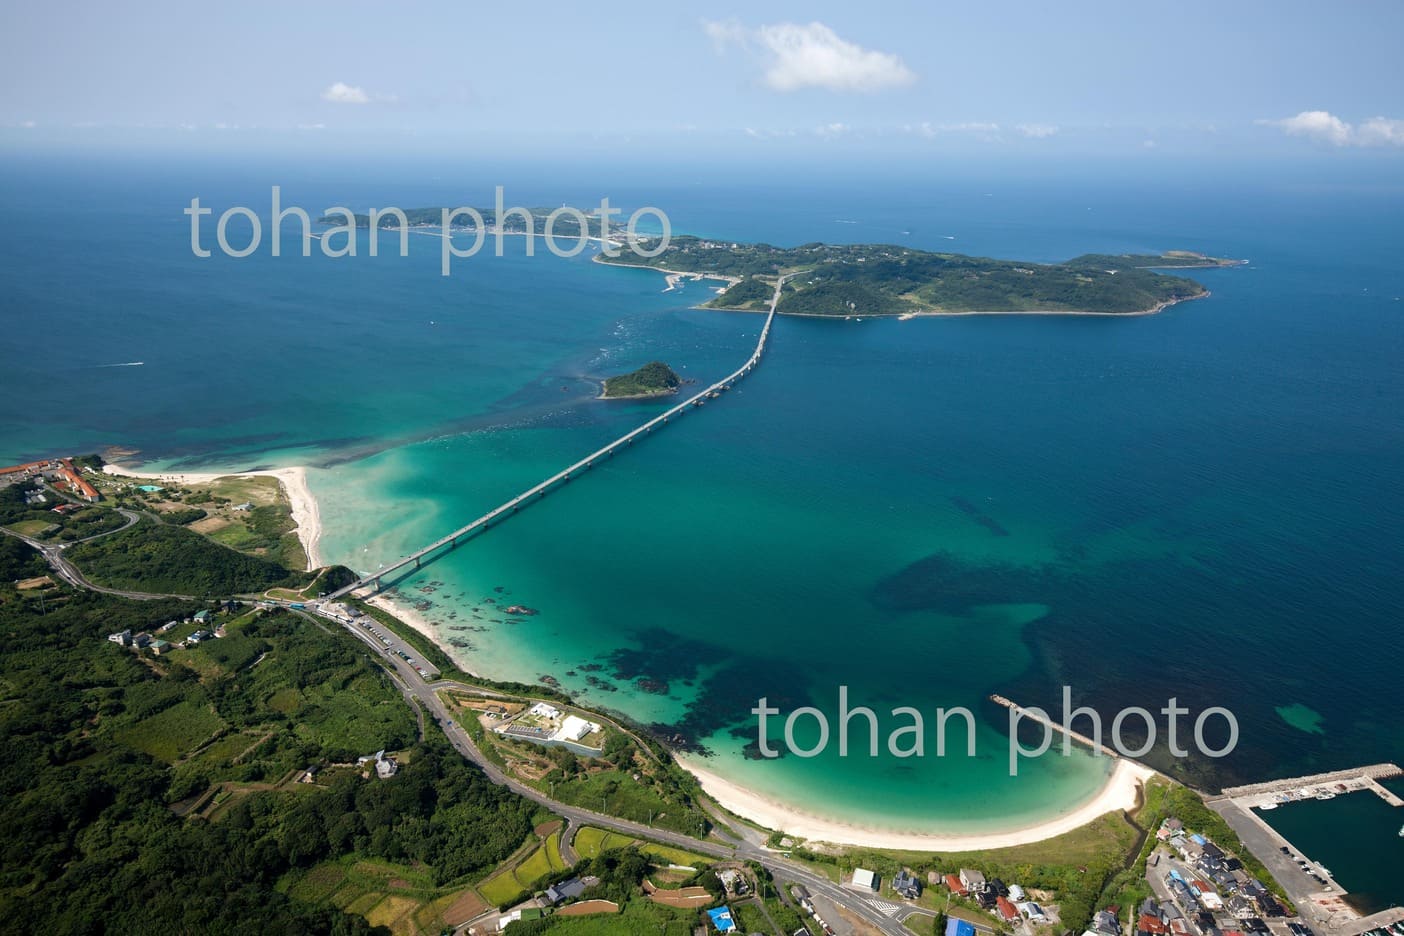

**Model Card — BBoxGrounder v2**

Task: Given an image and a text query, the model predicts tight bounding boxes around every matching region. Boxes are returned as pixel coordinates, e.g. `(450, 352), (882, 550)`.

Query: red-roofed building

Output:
(996, 897), (1020, 923)
(59, 459), (100, 502)
(944, 874), (967, 896)
(1138, 915), (1169, 936)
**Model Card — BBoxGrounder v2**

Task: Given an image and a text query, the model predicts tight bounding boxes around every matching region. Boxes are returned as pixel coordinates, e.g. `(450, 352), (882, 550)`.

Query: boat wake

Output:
(96, 362), (145, 367)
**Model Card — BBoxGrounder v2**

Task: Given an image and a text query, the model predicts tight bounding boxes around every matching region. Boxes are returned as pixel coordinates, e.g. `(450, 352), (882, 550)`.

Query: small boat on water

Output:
(1259, 803), (1277, 810)
(1315, 792), (1336, 800)
(1398, 822), (1404, 837)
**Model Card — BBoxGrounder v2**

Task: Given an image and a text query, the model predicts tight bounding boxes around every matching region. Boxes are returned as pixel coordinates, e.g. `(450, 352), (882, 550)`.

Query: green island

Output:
(324, 206), (608, 239)
(601, 237), (1243, 316)
(320, 205), (1240, 317)
(599, 361), (682, 400)
(0, 460), (1296, 936)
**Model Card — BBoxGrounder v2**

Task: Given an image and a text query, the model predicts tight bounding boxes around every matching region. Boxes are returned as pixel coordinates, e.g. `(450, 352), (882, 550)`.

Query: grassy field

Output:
(477, 830), (569, 906)
(637, 842), (709, 868)
(287, 856), (484, 936)
(529, 898), (694, 935)
(5, 519), (55, 537)
(515, 831), (569, 884)
(116, 699), (226, 762)
(572, 827), (637, 859)
(569, 827), (708, 869)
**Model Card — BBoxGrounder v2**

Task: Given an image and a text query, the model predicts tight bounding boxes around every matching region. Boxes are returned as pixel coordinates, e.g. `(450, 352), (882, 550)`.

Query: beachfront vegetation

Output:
(600, 236), (1236, 315)
(0, 537), (546, 933)
(600, 361), (681, 399)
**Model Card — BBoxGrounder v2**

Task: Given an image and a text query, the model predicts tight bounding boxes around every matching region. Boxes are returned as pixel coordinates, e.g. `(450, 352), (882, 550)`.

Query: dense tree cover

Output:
(602, 235), (1232, 315)
(0, 543), (541, 933)
(709, 275), (773, 309)
(600, 361), (681, 398)
(66, 519), (303, 595)
(0, 534), (47, 580)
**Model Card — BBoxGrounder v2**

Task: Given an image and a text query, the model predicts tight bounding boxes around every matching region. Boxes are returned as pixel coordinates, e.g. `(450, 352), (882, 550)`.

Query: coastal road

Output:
(303, 600), (918, 935)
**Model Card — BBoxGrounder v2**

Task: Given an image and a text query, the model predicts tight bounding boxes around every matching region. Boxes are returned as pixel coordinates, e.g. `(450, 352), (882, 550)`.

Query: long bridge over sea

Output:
(328, 274), (790, 599)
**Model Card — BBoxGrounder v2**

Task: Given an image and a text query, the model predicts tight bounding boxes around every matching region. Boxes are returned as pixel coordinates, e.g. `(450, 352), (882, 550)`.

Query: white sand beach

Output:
(102, 463), (323, 570)
(679, 753), (1155, 851)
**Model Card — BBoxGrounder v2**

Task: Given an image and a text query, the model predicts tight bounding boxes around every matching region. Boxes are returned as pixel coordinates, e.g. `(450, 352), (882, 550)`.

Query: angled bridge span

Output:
(328, 274), (790, 599)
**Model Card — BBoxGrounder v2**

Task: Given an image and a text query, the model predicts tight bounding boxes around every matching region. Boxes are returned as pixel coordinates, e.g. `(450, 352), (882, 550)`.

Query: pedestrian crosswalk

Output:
(863, 897), (901, 917)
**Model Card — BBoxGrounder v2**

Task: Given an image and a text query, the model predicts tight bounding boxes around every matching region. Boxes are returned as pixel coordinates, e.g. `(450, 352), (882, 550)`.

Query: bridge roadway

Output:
(329, 273), (792, 599)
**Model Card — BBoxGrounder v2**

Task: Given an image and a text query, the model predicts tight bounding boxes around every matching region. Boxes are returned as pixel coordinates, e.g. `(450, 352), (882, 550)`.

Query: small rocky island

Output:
(600, 361), (681, 399)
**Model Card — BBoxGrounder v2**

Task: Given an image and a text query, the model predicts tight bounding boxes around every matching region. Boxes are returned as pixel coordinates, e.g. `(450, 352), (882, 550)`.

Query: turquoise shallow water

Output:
(3, 156), (1402, 834)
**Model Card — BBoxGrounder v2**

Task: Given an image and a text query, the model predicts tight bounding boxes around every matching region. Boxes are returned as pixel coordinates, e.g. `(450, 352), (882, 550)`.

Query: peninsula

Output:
(599, 361), (682, 399)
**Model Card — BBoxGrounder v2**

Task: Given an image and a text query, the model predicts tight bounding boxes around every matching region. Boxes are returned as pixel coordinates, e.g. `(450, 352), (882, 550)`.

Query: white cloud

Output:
(904, 121), (1002, 142)
(321, 82), (370, 105)
(704, 20), (914, 92)
(1017, 123), (1058, 138)
(814, 122), (849, 138)
(1357, 116), (1404, 146)
(1261, 110), (1404, 147)
(744, 126), (797, 139)
(20, 120), (36, 129)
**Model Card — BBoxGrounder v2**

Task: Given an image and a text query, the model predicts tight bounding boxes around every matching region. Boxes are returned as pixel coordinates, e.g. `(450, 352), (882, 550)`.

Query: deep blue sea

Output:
(2, 152), (1402, 848)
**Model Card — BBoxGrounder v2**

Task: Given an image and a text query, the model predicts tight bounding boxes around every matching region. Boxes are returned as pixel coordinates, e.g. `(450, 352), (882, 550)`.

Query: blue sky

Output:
(2, 0), (1402, 161)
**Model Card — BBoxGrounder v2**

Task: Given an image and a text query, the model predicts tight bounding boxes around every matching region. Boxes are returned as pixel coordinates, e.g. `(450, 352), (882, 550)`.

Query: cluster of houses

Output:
(0, 457), (100, 502)
(1161, 818), (1286, 918)
(107, 609), (222, 656)
(1107, 818), (1298, 936)
(942, 868), (1050, 926)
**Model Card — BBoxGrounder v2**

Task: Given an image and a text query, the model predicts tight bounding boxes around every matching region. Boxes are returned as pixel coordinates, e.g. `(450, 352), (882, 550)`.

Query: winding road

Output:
(312, 601), (932, 934)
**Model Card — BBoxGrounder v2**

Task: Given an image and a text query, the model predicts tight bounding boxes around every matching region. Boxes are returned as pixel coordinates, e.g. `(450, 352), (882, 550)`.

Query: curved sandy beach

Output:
(679, 753), (1155, 851)
(102, 463), (323, 570)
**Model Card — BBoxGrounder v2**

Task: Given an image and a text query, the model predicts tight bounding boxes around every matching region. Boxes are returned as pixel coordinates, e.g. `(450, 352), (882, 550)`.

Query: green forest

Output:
(0, 535), (543, 933)
(66, 519), (307, 596)
(600, 361), (681, 399)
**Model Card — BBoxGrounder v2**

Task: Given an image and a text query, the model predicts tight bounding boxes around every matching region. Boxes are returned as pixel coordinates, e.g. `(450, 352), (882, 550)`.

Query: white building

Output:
(851, 868), (878, 892)
(530, 702), (562, 720)
(559, 715), (600, 741)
